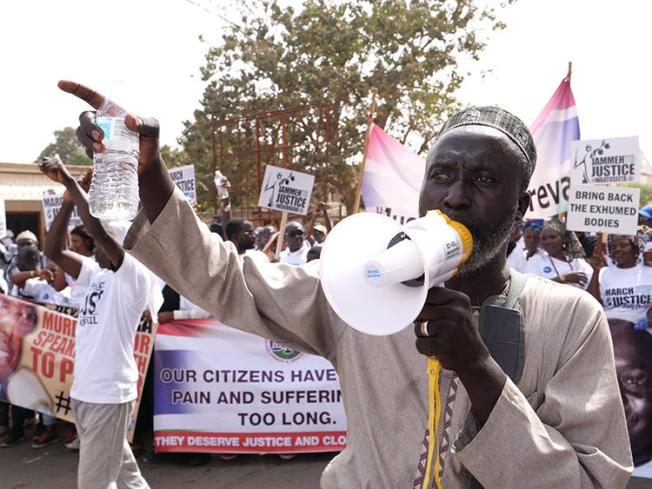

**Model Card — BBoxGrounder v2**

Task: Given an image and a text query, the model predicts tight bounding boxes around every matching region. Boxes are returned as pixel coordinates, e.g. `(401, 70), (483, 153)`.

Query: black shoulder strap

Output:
(470, 270), (529, 489)
(479, 269), (529, 384)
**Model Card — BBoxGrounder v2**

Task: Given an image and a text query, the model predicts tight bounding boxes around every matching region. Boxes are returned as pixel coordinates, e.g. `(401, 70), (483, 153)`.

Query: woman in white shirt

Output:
(524, 218), (593, 289)
(507, 220), (544, 272)
(589, 232), (652, 326)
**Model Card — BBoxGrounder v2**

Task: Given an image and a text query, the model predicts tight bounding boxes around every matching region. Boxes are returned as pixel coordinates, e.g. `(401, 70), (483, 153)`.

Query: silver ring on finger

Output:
(420, 321), (429, 337)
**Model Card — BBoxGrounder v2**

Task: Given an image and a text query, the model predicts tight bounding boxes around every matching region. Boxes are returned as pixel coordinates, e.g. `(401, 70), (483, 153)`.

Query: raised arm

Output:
(39, 157), (123, 270)
(59, 80), (344, 358)
(303, 207), (317, 246)
(321, 202), (332, 232)
(219, 176), (232, 225)
(586, 233), (606, 303)
(58, 80), (175, 225)
(43, 174), (91, 279)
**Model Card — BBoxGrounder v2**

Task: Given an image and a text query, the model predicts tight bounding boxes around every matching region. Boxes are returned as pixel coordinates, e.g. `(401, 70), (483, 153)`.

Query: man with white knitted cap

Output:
(40, 157), (153, 489)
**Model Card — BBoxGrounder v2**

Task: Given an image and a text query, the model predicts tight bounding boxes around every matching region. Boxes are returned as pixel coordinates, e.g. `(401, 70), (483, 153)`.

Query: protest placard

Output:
(42, 190), (82, 231)
(0, 198), (6, 238)
(153, 319), (347, 454)
(258, 165), (315, 216)
(567, 184), (640, 235)
(571, 136), (639, 185)
(0, 296), (156, 439)
(169, 164), (197, 205)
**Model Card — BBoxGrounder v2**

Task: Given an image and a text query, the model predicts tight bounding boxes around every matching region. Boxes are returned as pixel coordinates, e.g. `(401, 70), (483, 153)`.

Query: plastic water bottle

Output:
(214, 170), (230, 199)
(89, 99), (140, 221)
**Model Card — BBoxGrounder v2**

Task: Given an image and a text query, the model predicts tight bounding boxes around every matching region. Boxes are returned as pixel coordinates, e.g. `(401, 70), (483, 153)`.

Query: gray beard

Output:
(451, 204), (520, 279)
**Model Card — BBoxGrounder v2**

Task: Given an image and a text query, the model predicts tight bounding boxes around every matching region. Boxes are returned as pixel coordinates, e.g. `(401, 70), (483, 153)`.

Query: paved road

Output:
(1, 429), (651, 488)
(1, 432), (331, 489)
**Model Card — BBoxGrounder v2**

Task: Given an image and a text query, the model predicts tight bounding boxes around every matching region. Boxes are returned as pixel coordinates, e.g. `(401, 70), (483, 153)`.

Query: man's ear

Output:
(517, 191), (530, 220)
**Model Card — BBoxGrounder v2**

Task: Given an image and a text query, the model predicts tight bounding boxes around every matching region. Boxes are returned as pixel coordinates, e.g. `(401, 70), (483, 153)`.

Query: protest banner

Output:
(360, 124), (425, 224)
(571, 136), (640, 185)
(153, 319), (347, 454)
(258, 165), (315, 216)
(567, 184), (640, 235)
(0, 296), (156, 439)
(42, 189), (82, 231)
(0, 198), (6, 238)
(169, 164), (197, 205)
(526, 73), (580, 218)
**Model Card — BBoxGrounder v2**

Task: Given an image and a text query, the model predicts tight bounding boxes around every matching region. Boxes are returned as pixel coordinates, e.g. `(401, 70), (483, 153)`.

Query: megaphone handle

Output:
(422, 357), (443, 489)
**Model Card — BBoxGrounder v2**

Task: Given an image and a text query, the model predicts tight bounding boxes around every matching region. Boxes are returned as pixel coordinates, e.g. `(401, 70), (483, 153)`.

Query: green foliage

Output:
(181, 0), (511, 214)
(161, 145), (190, 169)
(37, 127), (92, 166)
(623, 182), (652, 206)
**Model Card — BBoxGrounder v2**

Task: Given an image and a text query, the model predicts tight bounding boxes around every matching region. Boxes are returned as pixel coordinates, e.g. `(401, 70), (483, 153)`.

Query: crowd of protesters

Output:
(0, 165), (334, 484)
(5, 190), (652, 470)
(5, 146), (652, 486)
(4, 175), (652, 477)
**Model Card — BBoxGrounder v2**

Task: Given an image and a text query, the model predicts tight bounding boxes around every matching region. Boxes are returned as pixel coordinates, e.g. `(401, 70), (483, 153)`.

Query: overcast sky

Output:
(1, 0), (650, 163)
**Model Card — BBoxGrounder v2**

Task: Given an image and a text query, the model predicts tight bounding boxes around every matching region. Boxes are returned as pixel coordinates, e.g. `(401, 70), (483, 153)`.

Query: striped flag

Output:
(360, 124), (426, 224)
(526, 74), (581, 218)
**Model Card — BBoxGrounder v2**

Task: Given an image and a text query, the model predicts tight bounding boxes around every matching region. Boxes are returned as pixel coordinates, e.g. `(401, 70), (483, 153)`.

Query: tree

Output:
(624, 182), (652, 207)
(161, 145), (190, 169)
(181, 0), (513, 214)
(37, 127), (92, 166)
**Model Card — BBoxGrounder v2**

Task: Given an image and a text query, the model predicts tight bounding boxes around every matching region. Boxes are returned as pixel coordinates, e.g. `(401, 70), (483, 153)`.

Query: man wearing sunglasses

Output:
(279, 222), (311, 265)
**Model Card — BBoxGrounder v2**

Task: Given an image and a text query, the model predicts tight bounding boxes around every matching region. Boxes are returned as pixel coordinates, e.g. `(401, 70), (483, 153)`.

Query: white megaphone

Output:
(320, 210), (473, 336)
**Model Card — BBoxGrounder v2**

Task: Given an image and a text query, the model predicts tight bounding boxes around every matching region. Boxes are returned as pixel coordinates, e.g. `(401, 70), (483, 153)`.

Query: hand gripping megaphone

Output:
(320, 210), (473, 489)
(319, 210), (473, 336)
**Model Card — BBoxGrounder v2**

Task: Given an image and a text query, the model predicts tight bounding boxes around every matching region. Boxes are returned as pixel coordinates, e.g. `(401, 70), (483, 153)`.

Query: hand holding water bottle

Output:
(214, 170), (231, 200)
(58, 81), (162, 220)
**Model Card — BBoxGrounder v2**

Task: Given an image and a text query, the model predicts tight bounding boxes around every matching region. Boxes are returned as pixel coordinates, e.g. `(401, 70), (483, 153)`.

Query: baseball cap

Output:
(314, 224), (328, 236)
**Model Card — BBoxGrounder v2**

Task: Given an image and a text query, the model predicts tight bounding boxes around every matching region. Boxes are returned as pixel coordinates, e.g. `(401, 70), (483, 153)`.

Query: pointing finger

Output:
(58, 80), (105, 110)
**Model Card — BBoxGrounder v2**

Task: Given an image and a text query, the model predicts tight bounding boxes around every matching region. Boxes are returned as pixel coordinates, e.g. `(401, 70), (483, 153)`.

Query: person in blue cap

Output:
(639, 204), (652, 227)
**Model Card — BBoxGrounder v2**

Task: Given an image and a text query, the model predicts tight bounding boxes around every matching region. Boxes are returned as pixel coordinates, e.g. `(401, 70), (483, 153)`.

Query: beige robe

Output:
(125, 188), (633, 488)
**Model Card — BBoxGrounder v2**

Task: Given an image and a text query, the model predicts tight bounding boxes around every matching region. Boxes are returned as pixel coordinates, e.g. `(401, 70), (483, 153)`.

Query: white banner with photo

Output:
(153, 319), (347, 454)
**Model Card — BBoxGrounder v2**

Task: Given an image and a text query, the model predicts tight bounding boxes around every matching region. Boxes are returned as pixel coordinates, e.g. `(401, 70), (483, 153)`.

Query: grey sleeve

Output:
(124, 188), (345, 359)
(452, 301), (633, 488)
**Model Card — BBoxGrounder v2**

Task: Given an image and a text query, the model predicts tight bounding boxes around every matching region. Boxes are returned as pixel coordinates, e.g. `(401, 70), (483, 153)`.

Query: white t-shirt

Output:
(65, 255), (100, 308)
(279, 240), (311, 266)
(507, 248), (544, 273)
(599, 263), (652, 321)
(524, 252), (593, 290)
(173, 295), (213, 320)
(71, 253), (150, 404)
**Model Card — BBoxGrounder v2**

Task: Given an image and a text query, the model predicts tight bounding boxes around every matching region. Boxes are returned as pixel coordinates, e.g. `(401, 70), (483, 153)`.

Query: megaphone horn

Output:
(320, 210), (473, 336)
